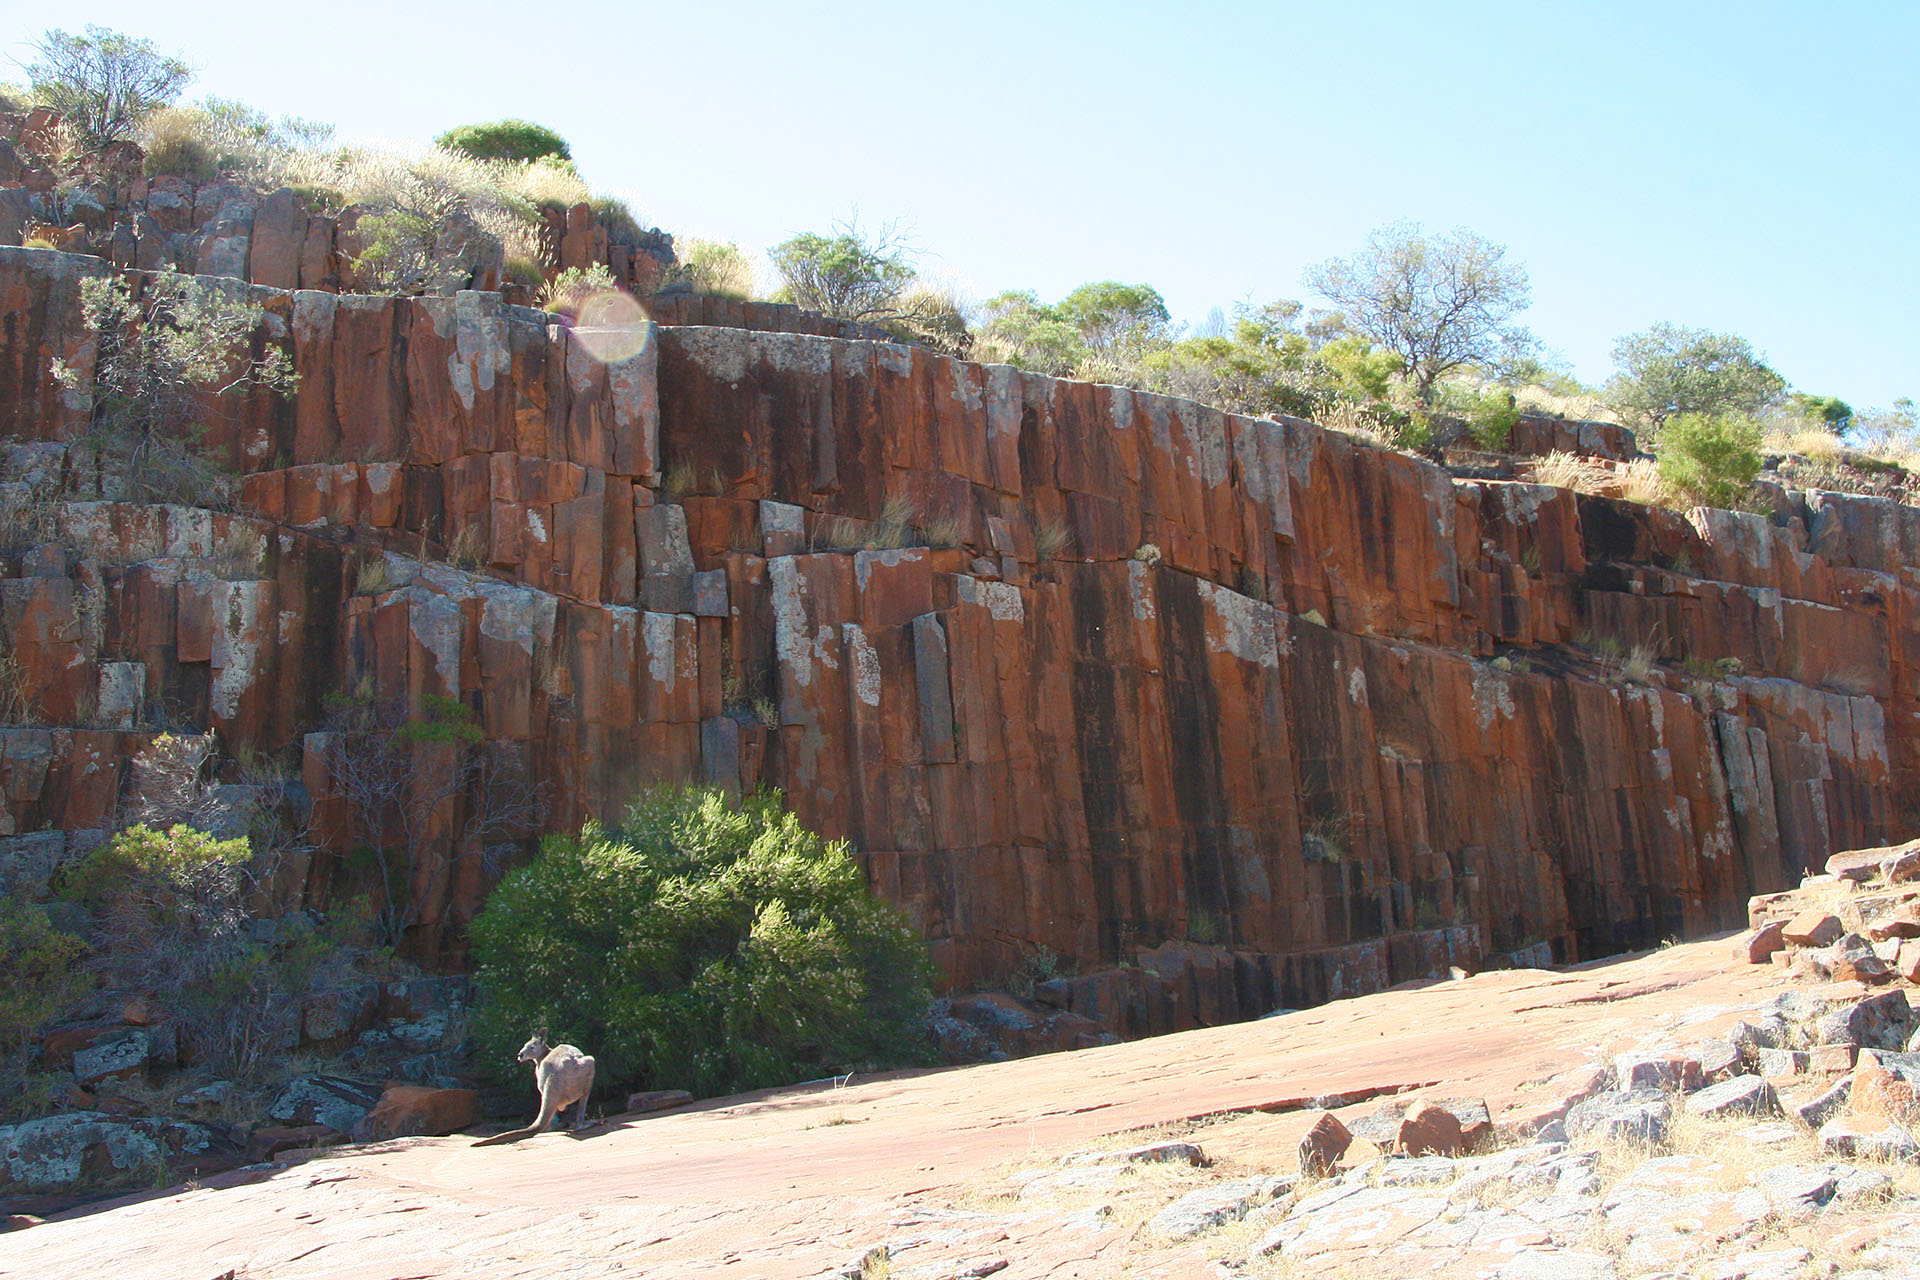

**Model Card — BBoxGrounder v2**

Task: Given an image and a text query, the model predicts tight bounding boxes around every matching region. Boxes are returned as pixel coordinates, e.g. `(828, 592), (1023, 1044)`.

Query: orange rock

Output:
(1395, 1101), (1465, 1157)
(1297, 1111), (1351, 1176)
(1738, 920), (1787, 964)
(1781, 910), (1843, 948)
(1851, 1051), (1919, 1124)
(351, 1086), (481, 1142)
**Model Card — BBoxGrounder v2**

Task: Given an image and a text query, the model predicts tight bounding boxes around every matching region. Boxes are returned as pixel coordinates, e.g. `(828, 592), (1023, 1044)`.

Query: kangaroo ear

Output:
(534, 1026), (547, 1039)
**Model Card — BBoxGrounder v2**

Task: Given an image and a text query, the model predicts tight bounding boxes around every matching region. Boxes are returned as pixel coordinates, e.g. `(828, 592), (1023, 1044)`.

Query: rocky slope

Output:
(6, 850), (1920, 1278)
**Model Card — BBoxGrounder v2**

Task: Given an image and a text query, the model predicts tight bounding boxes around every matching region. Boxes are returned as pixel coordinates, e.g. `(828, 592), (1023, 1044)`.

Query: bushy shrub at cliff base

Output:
(469, 786), (936, 1099)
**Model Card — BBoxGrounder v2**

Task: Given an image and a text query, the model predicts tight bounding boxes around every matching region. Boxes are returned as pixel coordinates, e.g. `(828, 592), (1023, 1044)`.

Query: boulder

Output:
(1297, 1110), (1351, 1176)
(1817, 1114), (1920, 1161)
(1886, 848), (1920, 884)
(1752, 1164), (1837, 1215)
(1825, 848), (1889, 882)
(1694, 1037), (1740, 1081)
(1395, 1101), (1465, 1156)
(1849, 1050), (1920, 1124)
(1813, 990), (1913, 1051)
(1683, 1075), (1779, 1120)
(1736, 920), (1787, 964)
(70, 1028), (151, 1086)
(351, 1086), (481, 1141)
(1147, 1179), (1262, 1241)
(1780, 910), (1842, 949)
(0, 1112), (213, 1191)
(1612, 1049), (1703, 1093)
(265, 1074), (383, 1134)
(1564, 1089), (1672, 1144)
(1790, 1077), (1853, 1130)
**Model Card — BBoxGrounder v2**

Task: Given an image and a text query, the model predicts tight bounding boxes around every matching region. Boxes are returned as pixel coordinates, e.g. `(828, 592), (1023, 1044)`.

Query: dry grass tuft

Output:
(1524, 450), (1613, 495)
(1035, 518), (1071, 561)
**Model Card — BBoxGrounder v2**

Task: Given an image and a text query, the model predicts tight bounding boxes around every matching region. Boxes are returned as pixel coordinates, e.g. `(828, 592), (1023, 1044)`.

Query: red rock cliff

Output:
(0, 247), (1910, 1035)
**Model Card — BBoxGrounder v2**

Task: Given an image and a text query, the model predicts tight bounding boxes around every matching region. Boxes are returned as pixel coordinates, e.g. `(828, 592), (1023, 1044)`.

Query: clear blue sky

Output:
(8, 2), (1916, 407)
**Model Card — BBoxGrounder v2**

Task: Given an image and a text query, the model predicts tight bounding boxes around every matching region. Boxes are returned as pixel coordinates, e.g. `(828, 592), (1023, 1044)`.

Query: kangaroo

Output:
(471, 1031), (597, 1146)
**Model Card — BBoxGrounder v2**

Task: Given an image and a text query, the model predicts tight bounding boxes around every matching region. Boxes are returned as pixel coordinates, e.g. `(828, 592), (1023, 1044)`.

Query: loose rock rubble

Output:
(915, 846), (1920, 1278)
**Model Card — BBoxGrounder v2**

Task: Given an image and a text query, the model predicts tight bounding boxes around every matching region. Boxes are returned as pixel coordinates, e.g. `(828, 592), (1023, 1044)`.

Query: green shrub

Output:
(62, 820), (355, 1083)
(770, 223), (918, 322)
(0, 899), (88, 1054)
(1435, 382), (1520, 449)
(436, 119), (572, 165)
(470, 786), (935, 1098)
(1657, 412), (1763, 509)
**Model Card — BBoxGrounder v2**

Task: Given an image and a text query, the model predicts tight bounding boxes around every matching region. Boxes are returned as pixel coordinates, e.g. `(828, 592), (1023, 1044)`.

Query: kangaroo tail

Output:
(470, 1126), (534, 1147)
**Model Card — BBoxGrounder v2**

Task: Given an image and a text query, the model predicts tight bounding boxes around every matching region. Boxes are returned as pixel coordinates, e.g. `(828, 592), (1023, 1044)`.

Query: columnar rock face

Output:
(1, 249), (1914, 1037)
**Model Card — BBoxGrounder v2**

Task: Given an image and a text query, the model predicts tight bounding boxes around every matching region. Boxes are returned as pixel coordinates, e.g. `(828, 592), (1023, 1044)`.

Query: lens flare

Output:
(572, 290), (652, 364)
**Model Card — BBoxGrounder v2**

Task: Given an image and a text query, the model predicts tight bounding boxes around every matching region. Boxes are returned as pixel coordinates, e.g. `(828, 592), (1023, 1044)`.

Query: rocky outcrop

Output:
(2, 250), (1917, 1039)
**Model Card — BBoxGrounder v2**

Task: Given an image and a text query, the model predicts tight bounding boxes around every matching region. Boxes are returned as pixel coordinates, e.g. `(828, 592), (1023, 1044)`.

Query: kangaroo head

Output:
(516, 1030), (549, 1063)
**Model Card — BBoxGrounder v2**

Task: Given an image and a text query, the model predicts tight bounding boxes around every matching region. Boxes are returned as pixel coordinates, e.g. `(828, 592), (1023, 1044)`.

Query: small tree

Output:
(23, 26), (191, 150)
(1056, 281), (1171, 358)
(1785, 392), (1852, 432)
(769, 221), (919, 321)
(974, 290), (1089, 376)
(320, 689), (541, 948)
(436, 119), (572, 165)
(469, 786), (934, 1098)
(1605, 323), (1786, 436)
(1656, 412), (1763, 509)
(51, 273), (296, 508)
(670, 238), (755, 298)
(1304, 221), (1534, 404)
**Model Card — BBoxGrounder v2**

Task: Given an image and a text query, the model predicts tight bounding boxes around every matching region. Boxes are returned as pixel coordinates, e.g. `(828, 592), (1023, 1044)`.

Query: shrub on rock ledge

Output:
(469, 786), (935, 1098)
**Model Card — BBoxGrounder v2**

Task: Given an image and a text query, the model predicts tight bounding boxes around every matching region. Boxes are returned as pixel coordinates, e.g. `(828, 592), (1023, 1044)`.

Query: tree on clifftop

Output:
(435, 119), (572, 166)
(769, 221), (919, 322)
(24, 26), (191, 149)
(1605, 323), (1786, 438)
(1304, 221), (1534, 404)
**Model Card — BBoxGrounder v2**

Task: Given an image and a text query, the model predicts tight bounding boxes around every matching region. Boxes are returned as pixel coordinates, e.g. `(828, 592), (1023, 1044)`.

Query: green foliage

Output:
(50, 273), (296, 509)
(1304, 220), (1534, 403)
(1056, 281), (1170, 357)
(470, 786), (936, 1098)
(1606, 324), (1786, 436)
(770, 223), (918, 322)
(974, 290), (1088, 376)
(25, 25), (191, 149)
(0, 900), (88, 1054)
(352, 205), (462, 296)
(1135, 301), (1327, 419)
(1657, 412), (1764, 509)
(1786, 392), (1853, 431)
(1434, 382), (1520, 449)
(63, 823), (252, 908)
(436, 119), (572, 165)
(1316, 334), (1401, 404)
